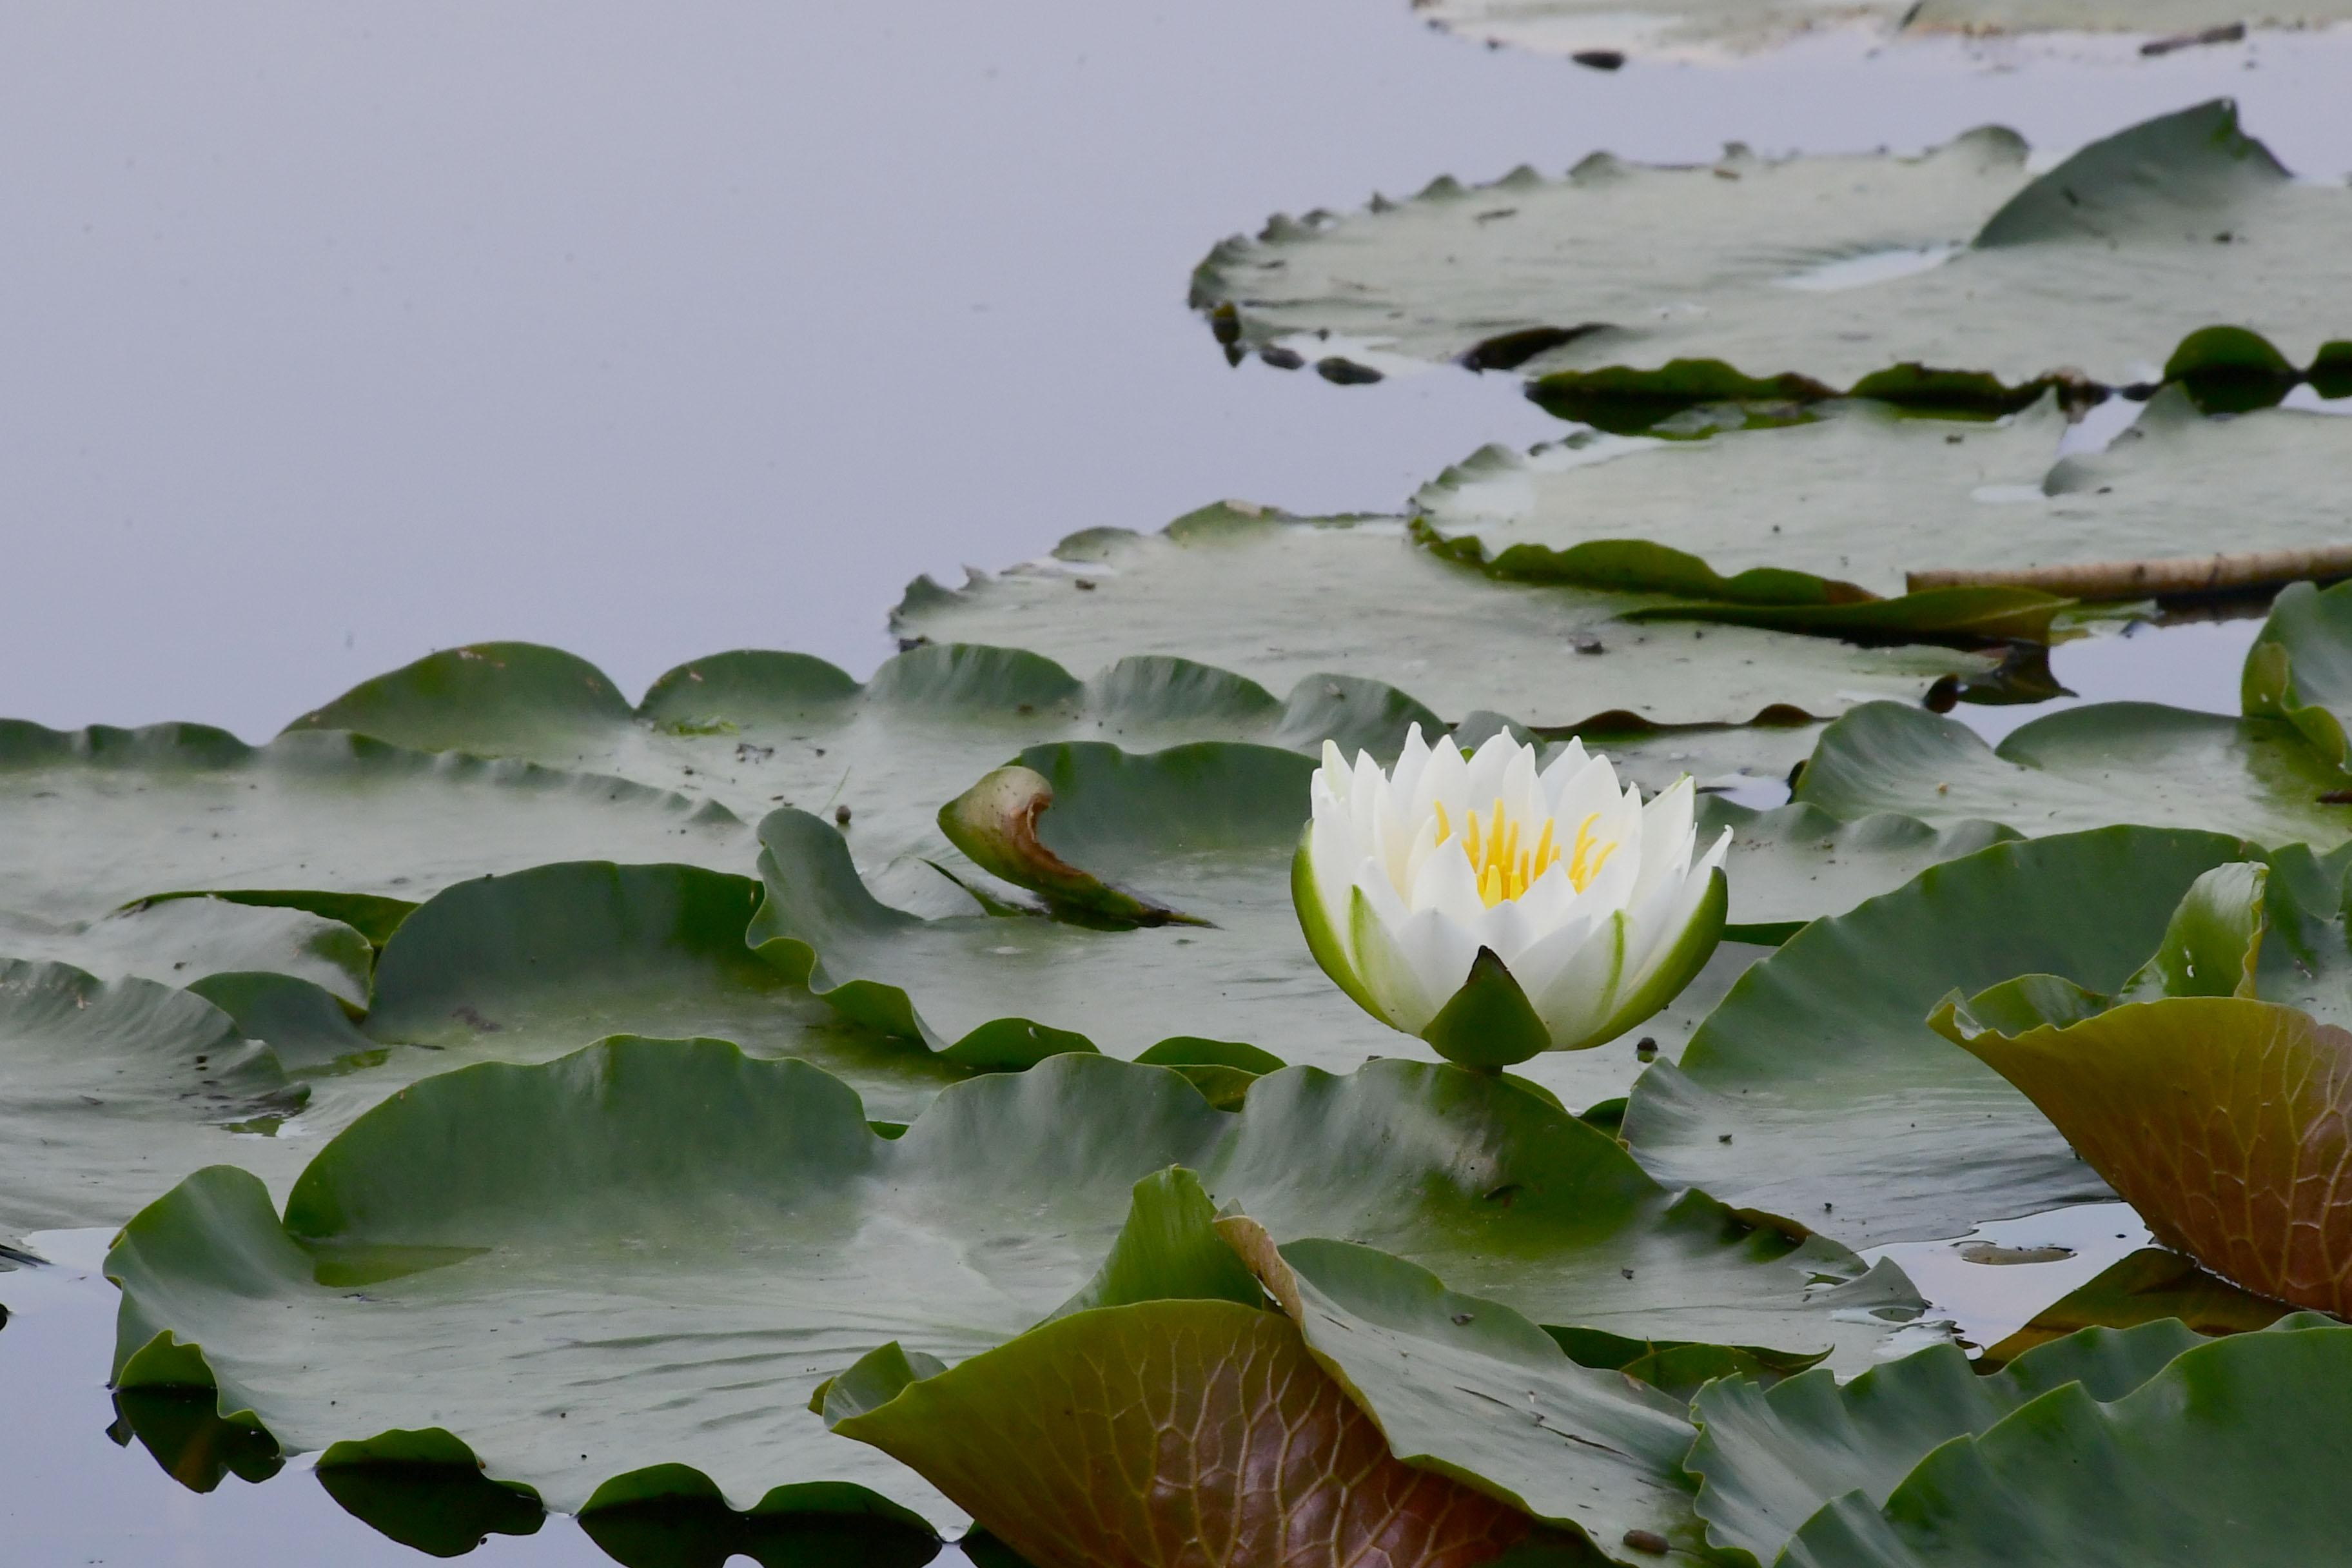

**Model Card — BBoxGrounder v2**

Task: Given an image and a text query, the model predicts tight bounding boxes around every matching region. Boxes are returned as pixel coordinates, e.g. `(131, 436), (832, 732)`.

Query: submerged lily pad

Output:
(1193, 103), (2349, 398)
(1791, 701), (2352, 850)
(891, 505), (2001, 730)
(0, 720), (747, 937)
(109, 1048), (1921, 1529)
(1419, 391), (2352, 611)
(1621, 827), (2260, 1246)
(288, 640), (1438, 895)
(1420, 0), (2352, 60)
(0, 959), (303, 1248)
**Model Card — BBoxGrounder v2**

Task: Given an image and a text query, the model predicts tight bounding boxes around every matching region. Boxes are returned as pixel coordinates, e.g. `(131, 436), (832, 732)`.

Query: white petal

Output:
(1413, 736), (1471, 827)
(1528, 910), (1631, 1048)
(1622, 836), (1729, 995)
(1629, 776), (1697, 903)
(1536, 738), (1590, 808)
(1388, 723), (1433, 803)
(1351, 875), (1476, 1032)
(1410, 837), (1488, 928)
(1549, 750), (1623, 831)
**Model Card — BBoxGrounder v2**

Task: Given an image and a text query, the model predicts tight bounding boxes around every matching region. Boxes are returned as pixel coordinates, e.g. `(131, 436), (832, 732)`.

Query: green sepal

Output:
(1419, 946), (1551, 1070)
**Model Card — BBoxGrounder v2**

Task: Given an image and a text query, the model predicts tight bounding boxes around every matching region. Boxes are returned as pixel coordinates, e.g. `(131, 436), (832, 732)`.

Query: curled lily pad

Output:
(1687, 1315), (2340, 1565)
(1934, 861), (2352, 1314)
(891, 505), (2002, 730)
(1790, 700), (2352, 851)
(1193, 103), (2347, 399)
(1622, 827), (2261, 1246)
(1978, 1246), (2302, 1367)
(2244, 579), (2352, 768)
(0, 719), (747, 937)
(1778, 1324), (2352, 1568)
(1420, 390), (2352, 613)
(0, 959), (303, 1249)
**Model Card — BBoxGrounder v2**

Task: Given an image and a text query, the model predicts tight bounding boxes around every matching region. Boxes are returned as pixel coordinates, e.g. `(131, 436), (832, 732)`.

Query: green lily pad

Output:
(1620, 827), (2259, 1247)
(0, 959), (304, 1249)
(1934, 862), (2352, 1315)
(756, 738), (1983, 1101)
(1193, 103), (2347, 398)
(2244, 578), (2352, 767)
(288, 639), (1436, 893)
(108, 1047), (1922, 1530)
(1777, 1324), (2352, 1568)
(1979, 1247), (2300, 1367)
(1420, 0), (2352, 58)
(1790, 701), (2352, 851)
(353, 860), (979, 1125)
(1688, 1315), (2340, 1565)
(891, 505), (2001, 730)
(0, 894), (373, 1006)
(1420, 391), (2352, 612)
(0, 720), (749, 936)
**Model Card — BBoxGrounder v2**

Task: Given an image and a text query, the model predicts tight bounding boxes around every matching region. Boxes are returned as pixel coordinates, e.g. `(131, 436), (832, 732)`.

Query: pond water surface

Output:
(1, 0), (2344, 1560)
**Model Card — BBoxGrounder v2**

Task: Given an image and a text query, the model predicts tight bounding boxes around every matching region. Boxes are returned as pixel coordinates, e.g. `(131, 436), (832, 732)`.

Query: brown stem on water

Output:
(1908, 543), (2352, 602)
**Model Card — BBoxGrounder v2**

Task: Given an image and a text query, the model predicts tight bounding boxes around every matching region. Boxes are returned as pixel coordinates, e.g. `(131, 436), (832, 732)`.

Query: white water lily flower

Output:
(1294, 725), (1730, 1068)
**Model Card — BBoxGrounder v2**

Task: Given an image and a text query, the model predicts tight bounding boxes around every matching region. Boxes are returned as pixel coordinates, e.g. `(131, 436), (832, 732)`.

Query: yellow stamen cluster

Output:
(1434, 798), (1617, 907)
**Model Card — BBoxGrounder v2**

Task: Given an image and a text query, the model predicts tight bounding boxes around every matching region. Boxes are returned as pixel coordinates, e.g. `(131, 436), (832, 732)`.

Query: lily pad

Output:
(108, 1047), (1923, 1530)
(0, 720), (748, 935)
(0, 894), (373, 1006)
(1934, 862), (2352, 1314)
(1687, 1315), (2339, 1565)
(354, 860), (979, 1124)
(891, 505), (2001, 730)
(1778, 1324), (2352, 1568)
(288, 640), (1436, 888)
(0, 959), (303, 1249)
(1979, 1247), (2300, 1366)
(827, 1300), (1540, 1568)
(1620, 827), (2259, 1246)
(1790, 701), (2352, 851)
(1419, 390), (2352, 611)
(1193, 103), (2349, 398)
(1419, 0), (2352, 60)
(2244, 578), (2352, 767)
(756, 740), (1993, 1101)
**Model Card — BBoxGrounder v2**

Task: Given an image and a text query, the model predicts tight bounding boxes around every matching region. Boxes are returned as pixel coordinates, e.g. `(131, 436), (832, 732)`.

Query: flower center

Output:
(1434, 798), (1617, 907)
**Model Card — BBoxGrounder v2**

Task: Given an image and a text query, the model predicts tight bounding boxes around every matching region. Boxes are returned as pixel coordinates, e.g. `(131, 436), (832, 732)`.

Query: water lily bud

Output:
(1293, 725), (1729, 1068)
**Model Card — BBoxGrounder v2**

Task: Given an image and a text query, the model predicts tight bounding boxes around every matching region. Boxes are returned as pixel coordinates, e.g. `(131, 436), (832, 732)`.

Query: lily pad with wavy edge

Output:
(1620, 827), (2270, 1248)
(1418, 390), (2352, 612)
(2244, 578), (2352, 768)
(1192, 103), (2349, 398)
(1687, 1314), (2340, 1565)
(0, 894), (373, 1006)
(1934, 861), (2352, 1314)
(1790, 700), (2352, 851)
(348, 860), (983, 1125)
(1977, 1246), (2299, 1366)
(890, 506), (2001, 731)
(1420, 0), (2352, 61)
(1778, 1324), (2352, 1568)
(825, 1181), (1700, 1568)
(758, 739), (2019, 1107)
(0, 720), (749, 939)
(287, 639), (1436, 897)
(0, 959), (304, 1249)
(106, 1046), (1923, 1527)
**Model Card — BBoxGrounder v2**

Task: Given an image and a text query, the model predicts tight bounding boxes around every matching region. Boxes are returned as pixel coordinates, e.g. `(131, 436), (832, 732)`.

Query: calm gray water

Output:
(1, 0), (2342, 1561)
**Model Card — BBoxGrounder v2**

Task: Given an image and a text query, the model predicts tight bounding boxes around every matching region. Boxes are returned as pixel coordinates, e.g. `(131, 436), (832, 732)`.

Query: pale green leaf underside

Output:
(891, 507), (1997, 730)
(1194, 102), (2348, 390)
